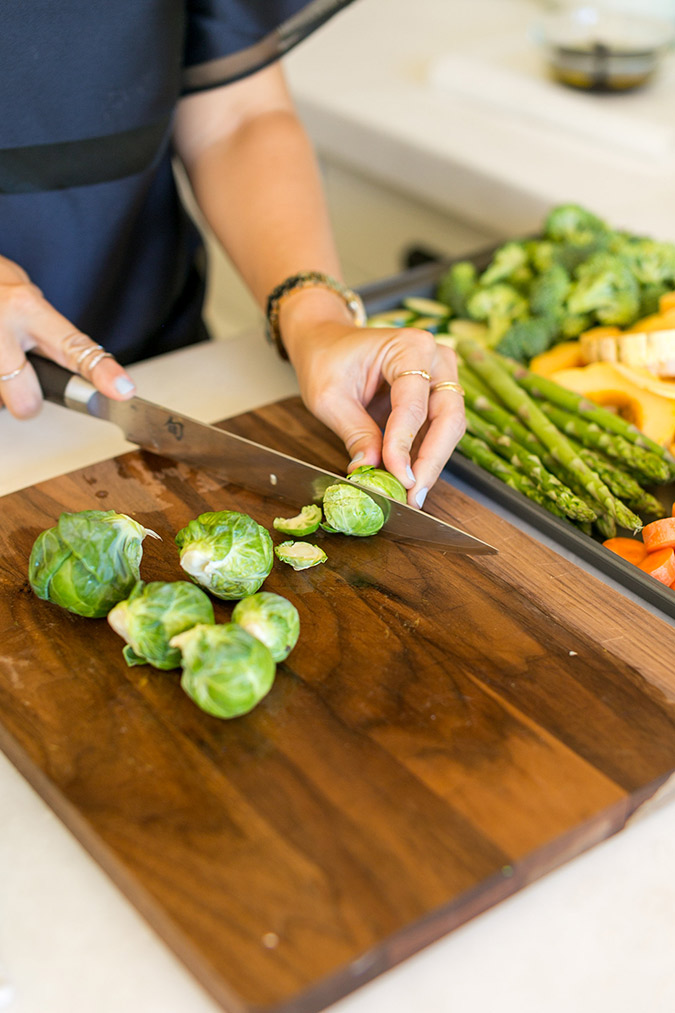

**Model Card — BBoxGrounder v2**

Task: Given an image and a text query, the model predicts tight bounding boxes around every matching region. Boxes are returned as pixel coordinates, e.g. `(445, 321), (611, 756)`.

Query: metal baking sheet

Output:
(359, 255), (675, 622)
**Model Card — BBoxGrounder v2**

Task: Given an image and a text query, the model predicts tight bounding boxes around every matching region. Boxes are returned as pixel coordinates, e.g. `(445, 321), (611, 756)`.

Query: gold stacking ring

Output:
(85, 350), (114, 372)
(75, 343), (105, 367)
(0, 359), (28, 382)
(395, 369), (432, 382)
(431, 380), (465, 396)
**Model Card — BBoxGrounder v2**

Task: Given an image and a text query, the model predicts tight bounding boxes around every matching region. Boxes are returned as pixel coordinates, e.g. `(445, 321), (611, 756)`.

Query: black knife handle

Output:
(27, 351), (78, 407)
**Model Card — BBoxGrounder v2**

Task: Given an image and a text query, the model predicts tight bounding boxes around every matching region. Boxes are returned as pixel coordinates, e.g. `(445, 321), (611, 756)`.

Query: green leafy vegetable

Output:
(28, 510), (159, 618)
(272, 504), (322, 536)
(274, 541), (327, 570)
(171, 623), (276, 719)
(107, 580), (214, 669)
(322, 482), (385, 536)
(231, 591), (300, 662)
(176, 510), (273, 600)
(347, 464), (407, 503)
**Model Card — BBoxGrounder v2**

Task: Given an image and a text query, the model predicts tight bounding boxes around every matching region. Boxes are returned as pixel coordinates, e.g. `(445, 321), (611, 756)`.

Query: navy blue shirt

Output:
(0, 1), (354, 364)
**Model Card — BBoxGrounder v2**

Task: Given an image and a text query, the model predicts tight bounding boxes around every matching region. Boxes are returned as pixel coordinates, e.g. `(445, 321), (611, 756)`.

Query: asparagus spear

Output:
(455, 338), (643, 531)
(537, 401), (671, 483)
(566, 440), (667, 517)
(502, 358), (675, 476)
(457, 433), (568, 519)
(464, 407), (597, 522)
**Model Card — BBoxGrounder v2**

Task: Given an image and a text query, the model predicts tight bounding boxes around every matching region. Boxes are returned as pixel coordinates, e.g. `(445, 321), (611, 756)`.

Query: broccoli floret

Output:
(611, 237), (675, 287)
(495, 318), (555, 362)
(559, 312), (593, 338)
(527, 235), (608, 275)
(567, 252), (640, 326)
(479, 241), (530, 286)
(636, 282), (669, 318)
(436, 260), (478, 316)
(544, 203), (609, 247)
(529, 264), (571, 318)
(466, 283), (529, 346)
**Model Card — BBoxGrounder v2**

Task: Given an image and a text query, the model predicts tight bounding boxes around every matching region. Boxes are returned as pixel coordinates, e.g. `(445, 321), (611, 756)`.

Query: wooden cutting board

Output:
(1, 396), (675, 1013)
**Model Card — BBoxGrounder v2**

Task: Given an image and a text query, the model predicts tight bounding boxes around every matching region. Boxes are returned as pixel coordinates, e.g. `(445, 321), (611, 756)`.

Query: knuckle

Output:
(2, 280), (41, 317)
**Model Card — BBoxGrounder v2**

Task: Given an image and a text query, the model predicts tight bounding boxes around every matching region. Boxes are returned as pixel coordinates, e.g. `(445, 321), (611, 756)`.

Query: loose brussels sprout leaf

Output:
(347, 465), (407, 504)
(171, 623), (276, 719)
(272, 504), (322, 536)
(28, 510), (159, 618)
(176, 510), (273, 600)
(274, 541), (327, 570)
(107, 580), (215, 670)
(231, 591), (300, 662)
(322, 483), (385, 537)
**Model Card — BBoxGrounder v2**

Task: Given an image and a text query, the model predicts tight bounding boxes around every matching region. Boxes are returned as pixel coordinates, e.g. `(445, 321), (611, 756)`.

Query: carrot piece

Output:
(603, 537), (648, 565)
(638, 546), (675, 585)
(642, 517), (675, 552)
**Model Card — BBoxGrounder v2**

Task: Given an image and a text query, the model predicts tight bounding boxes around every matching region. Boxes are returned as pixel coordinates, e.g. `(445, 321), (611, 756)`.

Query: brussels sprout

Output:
(272, 504), (322, 536)
(28, 509), (159, 618)
(347, 465), (407, 504)
(107, 580), (215, 669)
(274, 541), (327, 570)
(170, 623), (276, 719)
(322, 483), (384, 537)
(176, 510), (273, 600)
(231, 591), (300, 662)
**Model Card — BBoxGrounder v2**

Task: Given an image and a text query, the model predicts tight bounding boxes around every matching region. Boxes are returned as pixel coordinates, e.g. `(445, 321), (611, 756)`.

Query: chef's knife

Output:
(28, 353), (496, 554)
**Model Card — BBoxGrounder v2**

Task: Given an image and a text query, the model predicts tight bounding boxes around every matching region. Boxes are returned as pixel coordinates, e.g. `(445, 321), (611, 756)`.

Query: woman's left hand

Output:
(284, 313), (466, 509)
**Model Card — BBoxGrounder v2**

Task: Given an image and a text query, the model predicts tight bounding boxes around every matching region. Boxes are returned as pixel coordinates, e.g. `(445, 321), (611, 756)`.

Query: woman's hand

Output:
(0, 254), (135, 419)
(280, 289), (465, 508)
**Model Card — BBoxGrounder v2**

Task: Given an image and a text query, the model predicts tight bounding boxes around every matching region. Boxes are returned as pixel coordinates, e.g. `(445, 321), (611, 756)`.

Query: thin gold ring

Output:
(395, 369), (432, 382)
(85, 350), (114, 372)
(0, 360), (28, 382)
(75, 343), (104, 367)
(431, 381), (465, 396)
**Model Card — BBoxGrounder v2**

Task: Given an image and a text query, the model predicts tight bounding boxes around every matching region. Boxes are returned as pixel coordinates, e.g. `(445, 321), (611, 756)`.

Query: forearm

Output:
(178, 93), (344, 306)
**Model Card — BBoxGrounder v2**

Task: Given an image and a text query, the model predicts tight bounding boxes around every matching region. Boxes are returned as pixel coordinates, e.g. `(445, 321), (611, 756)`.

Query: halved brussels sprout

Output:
(322, 483), (384, 537)
(231, 591), (300, 662)
(170, 623), (276, 719)
(274, 541), (327, 570)
(107, 580), (215, 669)
(272, 504), (322, 536)
(28, 509), (160, 618)
(347, 465), (407, 504)
(176, 510), (273, 600)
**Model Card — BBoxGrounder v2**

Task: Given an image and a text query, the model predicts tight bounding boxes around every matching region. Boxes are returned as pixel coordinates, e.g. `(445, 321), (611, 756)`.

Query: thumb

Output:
(321, 400), (384, 474)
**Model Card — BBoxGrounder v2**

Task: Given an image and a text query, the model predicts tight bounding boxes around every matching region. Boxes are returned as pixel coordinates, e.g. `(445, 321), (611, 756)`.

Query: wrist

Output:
(265, 271), (366, 360)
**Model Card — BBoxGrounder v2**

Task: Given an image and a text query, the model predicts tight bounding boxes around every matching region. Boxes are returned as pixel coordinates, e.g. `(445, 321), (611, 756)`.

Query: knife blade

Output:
(28, 353), (496, 554)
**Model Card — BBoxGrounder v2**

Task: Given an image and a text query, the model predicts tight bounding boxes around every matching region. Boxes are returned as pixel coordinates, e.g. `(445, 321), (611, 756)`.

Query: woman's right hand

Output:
(0, 254), (136, 419)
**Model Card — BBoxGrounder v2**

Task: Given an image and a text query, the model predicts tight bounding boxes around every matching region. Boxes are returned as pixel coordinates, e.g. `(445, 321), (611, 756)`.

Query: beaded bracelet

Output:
(265, 270), (367, 360)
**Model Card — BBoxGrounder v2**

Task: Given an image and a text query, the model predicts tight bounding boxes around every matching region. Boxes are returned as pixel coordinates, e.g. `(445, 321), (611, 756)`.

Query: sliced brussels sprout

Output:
(322, 483), (385, 537)
(170, 623), (276, 719)
(231, 591), (300, 662)
(272, 504), (322, 537)
(28, 509), (160, 618)
(274, 541), (327, 570)
(107, 580), (215, 669)
(347, 464), (407, 504)
(176, 510), (273, 600)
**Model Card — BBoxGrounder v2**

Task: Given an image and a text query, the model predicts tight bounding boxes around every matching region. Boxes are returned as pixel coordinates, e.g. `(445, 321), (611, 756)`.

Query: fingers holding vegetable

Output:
(381, 333), (465, 507)
(0, 253), (135, 419)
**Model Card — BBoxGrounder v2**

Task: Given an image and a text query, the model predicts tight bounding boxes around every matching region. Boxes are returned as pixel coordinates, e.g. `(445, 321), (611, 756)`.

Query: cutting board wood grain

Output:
(2, 395), (675, 1013)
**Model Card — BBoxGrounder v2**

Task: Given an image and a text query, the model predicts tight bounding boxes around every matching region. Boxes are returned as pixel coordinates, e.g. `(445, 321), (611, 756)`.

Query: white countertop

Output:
(3, 331), (675, 1013)
(285, 0), (675, 239)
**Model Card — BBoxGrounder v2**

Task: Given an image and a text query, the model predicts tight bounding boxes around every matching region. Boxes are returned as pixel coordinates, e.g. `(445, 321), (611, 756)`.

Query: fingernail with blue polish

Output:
(406, 465), (416, 484)
(115, 377), (135, 396)
(415, 487), (428, 509)
(349, 451), (365, 467)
